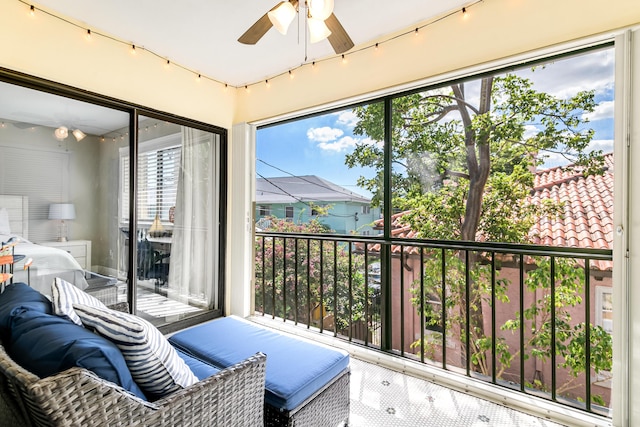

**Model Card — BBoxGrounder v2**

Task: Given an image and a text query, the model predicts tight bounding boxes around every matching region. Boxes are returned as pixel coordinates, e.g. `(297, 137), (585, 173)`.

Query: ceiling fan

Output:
(238, 0), (354, 54)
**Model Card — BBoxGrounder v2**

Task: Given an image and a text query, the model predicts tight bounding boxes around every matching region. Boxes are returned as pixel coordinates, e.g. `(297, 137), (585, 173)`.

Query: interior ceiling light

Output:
(54, 126), (68, 141)
(239, 0), (353, 54)
(268, 0), (334, 40)
(72, 129), (86, 141)
(308, 0), (334, 20)
(308, 17), (332, 43)
(55, 126), (86, 142)
(267, 1), (297, 35)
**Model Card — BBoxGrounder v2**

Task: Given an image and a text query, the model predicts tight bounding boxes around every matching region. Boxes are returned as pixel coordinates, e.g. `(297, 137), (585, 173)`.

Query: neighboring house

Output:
(256, 175), (381, 235)
(370, 154), (614, 403)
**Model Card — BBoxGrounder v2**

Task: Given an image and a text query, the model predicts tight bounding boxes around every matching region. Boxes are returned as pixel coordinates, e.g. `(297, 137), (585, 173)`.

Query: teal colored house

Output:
(256, 175), (380, 235)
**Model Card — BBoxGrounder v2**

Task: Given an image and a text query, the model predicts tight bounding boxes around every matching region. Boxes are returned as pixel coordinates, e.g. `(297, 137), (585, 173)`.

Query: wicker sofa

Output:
(0, 343), (266, 427)
(0, 293), (267, 427)
(0, 280), (350, 427)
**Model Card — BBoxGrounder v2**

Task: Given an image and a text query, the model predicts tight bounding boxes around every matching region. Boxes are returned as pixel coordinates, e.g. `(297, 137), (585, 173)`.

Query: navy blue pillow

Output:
(0, 282), (51, 328)
(8, 309), (146, 400)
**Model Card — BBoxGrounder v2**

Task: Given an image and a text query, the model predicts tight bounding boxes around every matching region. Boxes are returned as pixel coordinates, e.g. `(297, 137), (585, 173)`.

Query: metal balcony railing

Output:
(254, 231), (613, 417)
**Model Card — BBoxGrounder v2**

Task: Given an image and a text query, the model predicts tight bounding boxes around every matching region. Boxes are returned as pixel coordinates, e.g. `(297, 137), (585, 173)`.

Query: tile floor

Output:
(348, 358), (566, 427)
(122, 290), (594, 427)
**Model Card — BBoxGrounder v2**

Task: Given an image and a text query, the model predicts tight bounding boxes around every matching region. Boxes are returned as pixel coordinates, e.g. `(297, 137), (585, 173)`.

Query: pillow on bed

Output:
(0, 208), (10, 235)
(73, 303), (198, 400)
(51, 277), (107, 326)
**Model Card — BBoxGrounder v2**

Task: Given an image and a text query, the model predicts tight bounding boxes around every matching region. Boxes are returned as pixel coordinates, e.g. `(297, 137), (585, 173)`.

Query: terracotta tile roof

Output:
(530, 154), (614, 250)
(529, 153), (613, 270)
(368, 154), (614, 270)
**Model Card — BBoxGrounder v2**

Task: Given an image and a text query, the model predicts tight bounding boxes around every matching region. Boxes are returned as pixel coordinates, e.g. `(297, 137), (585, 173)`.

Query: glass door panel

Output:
(134, 116), (220, 326)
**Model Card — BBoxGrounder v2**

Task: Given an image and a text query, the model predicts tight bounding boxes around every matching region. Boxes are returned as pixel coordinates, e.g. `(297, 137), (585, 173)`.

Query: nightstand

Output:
(40, 240), (92, 271)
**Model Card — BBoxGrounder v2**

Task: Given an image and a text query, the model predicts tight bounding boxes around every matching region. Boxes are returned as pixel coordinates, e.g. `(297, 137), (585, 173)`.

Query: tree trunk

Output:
(451, 77), (494, 372)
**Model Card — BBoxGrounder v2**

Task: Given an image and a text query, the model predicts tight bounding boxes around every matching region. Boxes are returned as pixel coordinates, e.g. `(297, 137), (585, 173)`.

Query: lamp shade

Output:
(268, 1), (296, 35)
(308, 17), (331, 43)
(308, 0), (334, 20)
(48, 203), (76, 220)
(54, 126), (68, 141)
(72, 129), (86, 141)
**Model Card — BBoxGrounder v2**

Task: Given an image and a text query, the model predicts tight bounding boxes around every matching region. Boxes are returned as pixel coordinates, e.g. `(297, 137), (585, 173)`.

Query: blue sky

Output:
(256, 46), (615, 199)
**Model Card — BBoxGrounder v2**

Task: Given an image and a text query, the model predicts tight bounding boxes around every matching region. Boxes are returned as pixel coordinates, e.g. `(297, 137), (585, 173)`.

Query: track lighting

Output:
(72, 129), (86, 141)
(54, 126), (86, 142)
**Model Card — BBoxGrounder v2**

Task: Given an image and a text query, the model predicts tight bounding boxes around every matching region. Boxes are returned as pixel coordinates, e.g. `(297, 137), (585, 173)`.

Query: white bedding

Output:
(1, 234), (88, 296)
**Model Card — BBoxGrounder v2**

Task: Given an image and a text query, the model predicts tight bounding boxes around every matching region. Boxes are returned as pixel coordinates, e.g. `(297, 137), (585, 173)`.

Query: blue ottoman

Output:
(169, 316), (350, 427)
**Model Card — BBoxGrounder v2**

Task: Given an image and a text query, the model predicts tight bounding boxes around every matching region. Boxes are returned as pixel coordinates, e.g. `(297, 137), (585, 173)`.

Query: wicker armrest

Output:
(0, 343), (267, 427)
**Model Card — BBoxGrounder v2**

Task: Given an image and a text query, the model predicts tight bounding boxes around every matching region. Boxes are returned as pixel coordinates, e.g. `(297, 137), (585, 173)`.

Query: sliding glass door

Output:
(0, 74), (226, 331)
(0, 80), (131, 309)
(131, 116), (222, 326)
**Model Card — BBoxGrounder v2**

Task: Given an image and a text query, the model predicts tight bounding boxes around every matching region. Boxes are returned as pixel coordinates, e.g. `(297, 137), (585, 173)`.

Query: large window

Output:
(255, 44), (615, 414)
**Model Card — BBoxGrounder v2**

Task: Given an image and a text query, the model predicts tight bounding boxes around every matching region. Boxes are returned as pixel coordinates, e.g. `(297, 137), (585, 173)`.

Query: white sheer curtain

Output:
(168, 127), (219, 308)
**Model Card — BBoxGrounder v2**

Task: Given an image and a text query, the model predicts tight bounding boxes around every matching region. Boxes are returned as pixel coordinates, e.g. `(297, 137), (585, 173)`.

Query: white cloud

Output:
(583, 100), (614, 121)
(307, 126), (344, 142)
(519, 49), (615, 100)
(523, 124), (540, 139)
(318, 136), (359, 152)
(336, 111), (358, 128)
(539, 151), (568, 169)
(586, 139), (613, 154)
(316, 136), (382, 153)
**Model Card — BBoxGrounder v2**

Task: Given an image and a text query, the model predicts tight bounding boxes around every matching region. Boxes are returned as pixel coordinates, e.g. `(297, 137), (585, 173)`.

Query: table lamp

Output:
(49, 203), (76, 242)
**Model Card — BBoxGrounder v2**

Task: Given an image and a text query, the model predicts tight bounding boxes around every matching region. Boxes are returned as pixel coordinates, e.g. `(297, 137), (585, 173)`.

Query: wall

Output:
(0, 0), (237, 129)
(234, 0), (640, 124)
(1, 0), (639, 424)
(0, 122), (100, 244)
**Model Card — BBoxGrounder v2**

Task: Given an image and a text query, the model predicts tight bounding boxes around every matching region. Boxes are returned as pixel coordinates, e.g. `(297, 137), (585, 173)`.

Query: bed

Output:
(0, 195), (88, 295)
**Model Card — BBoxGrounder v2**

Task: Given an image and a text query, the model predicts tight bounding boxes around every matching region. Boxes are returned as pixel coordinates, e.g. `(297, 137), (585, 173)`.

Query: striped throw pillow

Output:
(73, 303), (198, 399)
(51, 277), (107, 325)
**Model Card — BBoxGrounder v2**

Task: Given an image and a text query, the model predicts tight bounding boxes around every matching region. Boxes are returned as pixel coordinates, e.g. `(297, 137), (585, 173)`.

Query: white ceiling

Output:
(33, 0), (470, 87)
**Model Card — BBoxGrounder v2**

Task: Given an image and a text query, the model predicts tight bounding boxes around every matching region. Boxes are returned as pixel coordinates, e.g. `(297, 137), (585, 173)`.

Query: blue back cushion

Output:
(0, 282), (51, 323)
(0, 283), (146, 400)
(169, 316), (350, 411)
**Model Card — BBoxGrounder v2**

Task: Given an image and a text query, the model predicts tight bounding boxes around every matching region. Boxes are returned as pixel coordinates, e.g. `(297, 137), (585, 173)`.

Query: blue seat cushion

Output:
(174, 347), (220, 381)
(168, 316), (349, 411)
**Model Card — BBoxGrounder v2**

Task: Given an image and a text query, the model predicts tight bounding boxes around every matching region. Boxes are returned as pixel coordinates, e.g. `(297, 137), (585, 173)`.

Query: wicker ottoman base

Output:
(264, 368), (350, 427)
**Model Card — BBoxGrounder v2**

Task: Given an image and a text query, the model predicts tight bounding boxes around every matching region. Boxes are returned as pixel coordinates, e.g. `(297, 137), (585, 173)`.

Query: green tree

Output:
(346, 70), (611, 402)
(255, 216), (374, 335)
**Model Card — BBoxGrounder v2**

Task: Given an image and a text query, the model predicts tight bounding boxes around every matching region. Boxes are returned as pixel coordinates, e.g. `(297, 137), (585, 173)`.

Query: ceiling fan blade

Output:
(238, 11), (274, 45)
(238, 0), (299, 45)
(325, 13), (354, 54)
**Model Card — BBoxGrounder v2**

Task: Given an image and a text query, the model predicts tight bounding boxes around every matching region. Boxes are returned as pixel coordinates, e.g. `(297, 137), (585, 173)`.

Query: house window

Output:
(285, 206), (294, 219)
(596, 286), (613, 334)
(259, 205), (270, 216)
(121, 134), (181, 223)
(362, 205), (371, 214)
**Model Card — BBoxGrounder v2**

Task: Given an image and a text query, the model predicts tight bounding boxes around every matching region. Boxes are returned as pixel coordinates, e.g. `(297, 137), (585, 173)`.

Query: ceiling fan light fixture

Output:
(268, 1), (297, 35)
(54, 126), (68, 141)
(308, 17), (332, 43)
(72, 129), (86, 141)
(308, 0), (334, 20)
